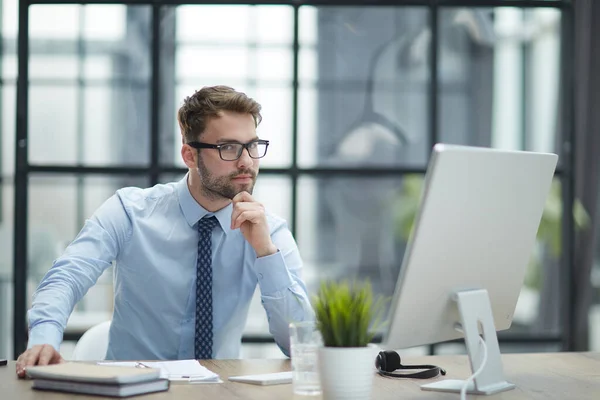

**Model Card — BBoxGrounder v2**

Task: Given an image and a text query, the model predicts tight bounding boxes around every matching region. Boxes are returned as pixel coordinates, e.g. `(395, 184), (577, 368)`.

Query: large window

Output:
(2, 0), (581, 361)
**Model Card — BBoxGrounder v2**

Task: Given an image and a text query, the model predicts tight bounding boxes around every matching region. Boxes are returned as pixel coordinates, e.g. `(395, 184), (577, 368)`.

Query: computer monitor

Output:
(381, 143), (558, 395)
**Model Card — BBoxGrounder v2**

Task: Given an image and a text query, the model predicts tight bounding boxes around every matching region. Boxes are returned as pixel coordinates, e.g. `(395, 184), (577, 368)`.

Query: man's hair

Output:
(177, 85), (262, 143)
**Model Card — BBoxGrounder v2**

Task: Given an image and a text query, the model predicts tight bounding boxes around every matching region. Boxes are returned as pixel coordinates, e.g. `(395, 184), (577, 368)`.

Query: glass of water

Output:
(289, 321), (322, 396)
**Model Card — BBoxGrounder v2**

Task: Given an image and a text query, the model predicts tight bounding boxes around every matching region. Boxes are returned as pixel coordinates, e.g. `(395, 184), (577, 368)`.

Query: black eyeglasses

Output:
(187, 139), (270, 161)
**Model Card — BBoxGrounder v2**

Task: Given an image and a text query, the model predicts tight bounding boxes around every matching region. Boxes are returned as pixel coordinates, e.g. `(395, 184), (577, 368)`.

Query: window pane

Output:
(255, 6), (294, 45)
(176, 5), (250, 43)
(297, 176), (407, 300)
(253, 175), (292, 231)
(27, 5), (152, 166)
(166, 4), (294, 168)
(438, 8), (562, 162)
(4, 54), (126, 81)
(2, 85), (15, 175)
(254, 87), (292, 168)
(298, 47), (317, 83)
(298, 87), (318, 167)
(83, 86), (150, 166)
(1, 54), (16, 81)
(297, 7), (431, 168)
(82, 5), (126, 41)
(29, 5), (80, 39)
(517, 177), (565, 337)
(29, 85), (78, 164)
(177, 5), (293, 45)
(255, 48), (293, 81)
(2, 0), (18, 38)
(299, 6), (317, 46)
(0, 180), (14, 359)
(30, 56), (79, 79)
(176, 47), (250, 81)
(83, 56), (119, 80)
(29, 84), (151, 166)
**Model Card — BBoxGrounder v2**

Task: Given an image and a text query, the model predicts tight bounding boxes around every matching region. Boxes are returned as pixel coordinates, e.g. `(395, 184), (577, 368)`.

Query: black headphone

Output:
(375, 350), (446, 379)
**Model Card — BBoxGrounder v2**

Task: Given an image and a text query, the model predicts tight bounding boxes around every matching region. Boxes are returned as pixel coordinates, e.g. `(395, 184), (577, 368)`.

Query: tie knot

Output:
(198, 216), (218, 232)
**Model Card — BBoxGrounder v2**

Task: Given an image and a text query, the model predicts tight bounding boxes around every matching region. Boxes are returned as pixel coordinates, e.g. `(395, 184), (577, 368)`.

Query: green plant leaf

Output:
(312, 279), (387, 348)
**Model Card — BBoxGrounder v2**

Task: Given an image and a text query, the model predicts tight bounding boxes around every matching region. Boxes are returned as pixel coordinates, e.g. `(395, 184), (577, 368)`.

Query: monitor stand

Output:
(420, 289), (516, 395)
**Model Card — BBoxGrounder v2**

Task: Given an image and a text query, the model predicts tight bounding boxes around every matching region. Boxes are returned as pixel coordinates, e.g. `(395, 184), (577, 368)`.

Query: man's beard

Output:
(196, 157), (257, 200)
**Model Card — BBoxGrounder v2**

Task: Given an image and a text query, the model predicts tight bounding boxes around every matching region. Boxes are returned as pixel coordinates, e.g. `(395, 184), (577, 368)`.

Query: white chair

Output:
(71, 320), (111, 361)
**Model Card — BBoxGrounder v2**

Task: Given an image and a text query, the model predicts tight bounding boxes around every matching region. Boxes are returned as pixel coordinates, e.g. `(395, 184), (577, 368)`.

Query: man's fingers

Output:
(15, 354), (27, 378)
(16, 366), (28, 378)
(16, 353), (24, 371)
(233, 210), (262, 229)
(231, 201), (257, 217)
(231, 202), (264, 229)
(21, 346), (42, 368)
(15, 344), (62, 378)
(37, 345), (58, 366)
(232, 191), (253, 204)
(50, 347), (65, 364)
(16, 346), (43, 378)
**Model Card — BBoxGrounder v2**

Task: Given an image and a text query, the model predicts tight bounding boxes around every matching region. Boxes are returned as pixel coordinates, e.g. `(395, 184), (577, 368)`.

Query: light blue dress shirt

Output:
(27, 174), (314, 360)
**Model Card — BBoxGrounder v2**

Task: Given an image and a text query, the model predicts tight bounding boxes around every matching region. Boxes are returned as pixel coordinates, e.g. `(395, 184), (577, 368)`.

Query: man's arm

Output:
(231, 191), (315, 356)
(253, 224), (315, 356)
(18, 193), (131, 374)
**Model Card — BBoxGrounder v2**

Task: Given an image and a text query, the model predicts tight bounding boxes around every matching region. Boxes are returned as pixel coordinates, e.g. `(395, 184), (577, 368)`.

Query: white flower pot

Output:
(318, 344), (378, 400)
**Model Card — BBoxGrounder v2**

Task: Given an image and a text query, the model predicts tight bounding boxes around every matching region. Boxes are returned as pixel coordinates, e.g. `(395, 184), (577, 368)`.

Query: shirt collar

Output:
(176, 173), (233, 236)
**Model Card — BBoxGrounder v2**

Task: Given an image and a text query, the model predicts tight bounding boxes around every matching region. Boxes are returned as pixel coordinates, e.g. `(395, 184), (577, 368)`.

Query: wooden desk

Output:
(2, 352), (599, 399)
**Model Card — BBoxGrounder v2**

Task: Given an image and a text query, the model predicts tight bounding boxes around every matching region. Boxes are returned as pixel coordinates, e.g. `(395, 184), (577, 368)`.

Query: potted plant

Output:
(313, 280), (386, 400)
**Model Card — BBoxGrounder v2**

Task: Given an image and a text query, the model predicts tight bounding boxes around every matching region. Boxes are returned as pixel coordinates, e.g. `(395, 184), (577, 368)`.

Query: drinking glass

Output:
(289, 321), (322, 396)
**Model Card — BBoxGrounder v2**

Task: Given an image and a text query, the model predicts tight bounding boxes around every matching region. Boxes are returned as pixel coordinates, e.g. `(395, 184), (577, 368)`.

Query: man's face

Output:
(194, 111), (259, 200)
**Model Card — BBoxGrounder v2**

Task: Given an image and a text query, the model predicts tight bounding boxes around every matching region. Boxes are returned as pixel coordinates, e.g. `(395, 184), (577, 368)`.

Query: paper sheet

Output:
(97, 360), (221, 383)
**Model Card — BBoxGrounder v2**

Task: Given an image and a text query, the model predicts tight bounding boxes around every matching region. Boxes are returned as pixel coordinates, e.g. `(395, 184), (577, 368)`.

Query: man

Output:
(16, 85), (314, 377)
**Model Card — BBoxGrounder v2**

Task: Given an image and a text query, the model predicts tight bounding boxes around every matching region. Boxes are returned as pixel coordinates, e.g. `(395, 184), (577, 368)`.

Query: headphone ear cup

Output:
(381, 350), (402, 372)
(375, 352), (384, 370)
(375, 352), (389, 371)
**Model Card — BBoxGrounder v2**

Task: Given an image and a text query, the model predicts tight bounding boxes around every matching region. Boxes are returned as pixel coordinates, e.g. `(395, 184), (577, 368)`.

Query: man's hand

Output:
(15, 344), (64, 378)
(231, 191), (277, 257)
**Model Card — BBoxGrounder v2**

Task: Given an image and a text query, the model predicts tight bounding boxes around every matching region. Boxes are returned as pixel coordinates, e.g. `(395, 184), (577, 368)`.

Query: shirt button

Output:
(258, 273), (264, 280)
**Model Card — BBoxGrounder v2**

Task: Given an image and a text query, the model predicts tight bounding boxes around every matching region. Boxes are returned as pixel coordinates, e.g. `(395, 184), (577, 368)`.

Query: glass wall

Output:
(436, 6), (566, 350)
(0, 0), (16, 361)
(4, 0), (583, 361)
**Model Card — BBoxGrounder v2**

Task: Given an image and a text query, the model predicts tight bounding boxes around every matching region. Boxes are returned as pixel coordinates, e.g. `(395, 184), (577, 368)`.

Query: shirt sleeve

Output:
(26, 193), (132, 351)
(253, 221), (315, 357)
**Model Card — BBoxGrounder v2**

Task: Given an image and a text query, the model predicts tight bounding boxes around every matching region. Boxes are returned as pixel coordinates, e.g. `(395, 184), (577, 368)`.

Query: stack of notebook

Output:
(26, 362), (170, 397)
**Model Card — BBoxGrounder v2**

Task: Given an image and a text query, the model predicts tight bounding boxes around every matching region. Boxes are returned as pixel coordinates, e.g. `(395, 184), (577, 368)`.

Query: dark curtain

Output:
(573, 0), (600, 351)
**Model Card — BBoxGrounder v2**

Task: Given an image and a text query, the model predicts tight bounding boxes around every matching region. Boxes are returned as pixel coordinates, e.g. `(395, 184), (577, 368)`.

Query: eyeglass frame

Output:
(187, 139), (270, 161)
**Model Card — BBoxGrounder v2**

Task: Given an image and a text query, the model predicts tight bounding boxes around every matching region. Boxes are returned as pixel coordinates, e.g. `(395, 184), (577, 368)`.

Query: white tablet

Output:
(228, 371), (293, 386)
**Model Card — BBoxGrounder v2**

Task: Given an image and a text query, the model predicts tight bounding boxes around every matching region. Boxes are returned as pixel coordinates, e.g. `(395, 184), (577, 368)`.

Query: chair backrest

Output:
(71, 320), (111, 361)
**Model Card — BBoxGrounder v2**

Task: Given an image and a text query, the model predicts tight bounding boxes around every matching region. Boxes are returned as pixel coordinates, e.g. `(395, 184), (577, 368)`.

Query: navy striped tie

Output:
(195, 216), (218, 359)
